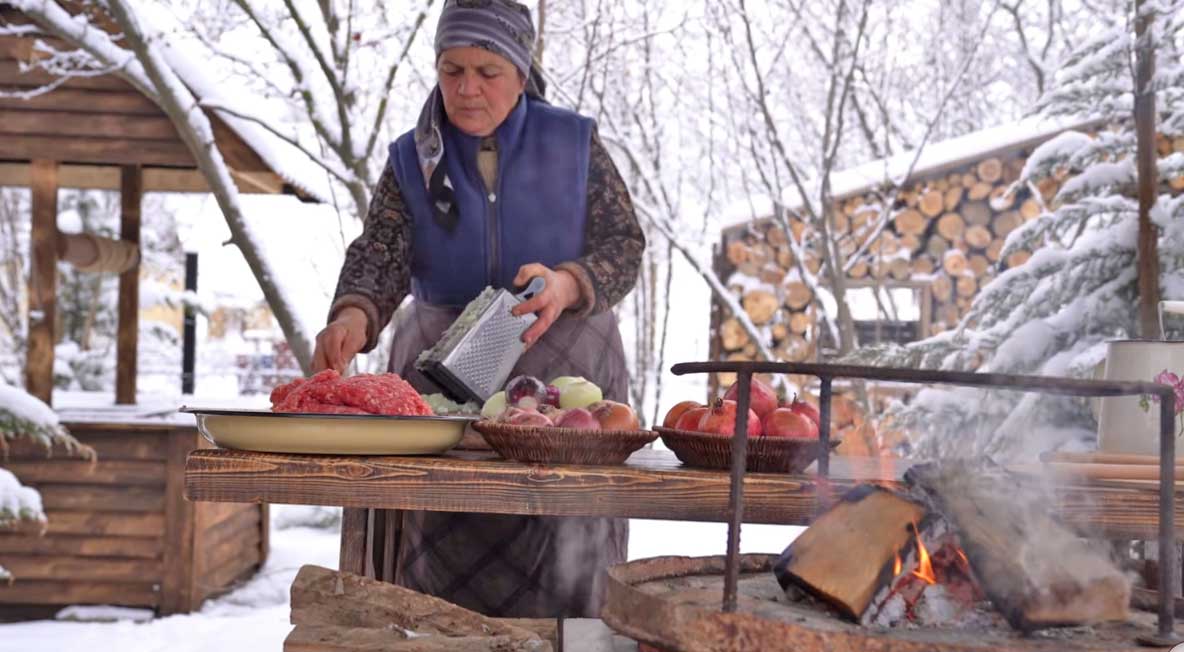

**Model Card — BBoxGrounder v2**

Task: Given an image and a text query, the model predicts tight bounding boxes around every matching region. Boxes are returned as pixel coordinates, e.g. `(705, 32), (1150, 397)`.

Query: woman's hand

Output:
(511, 263), (581, 347)
(312, 307), (369, 373)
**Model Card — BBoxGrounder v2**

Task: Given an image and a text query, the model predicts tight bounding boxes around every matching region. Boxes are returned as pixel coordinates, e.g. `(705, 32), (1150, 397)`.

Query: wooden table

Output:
(184, 448), (1184, 579)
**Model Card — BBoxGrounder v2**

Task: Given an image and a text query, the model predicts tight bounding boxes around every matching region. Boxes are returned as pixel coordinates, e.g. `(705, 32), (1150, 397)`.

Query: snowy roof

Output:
(135, 3), (333, 203)
(724, 116), (1102, 229)
(6, 1), (333, 203)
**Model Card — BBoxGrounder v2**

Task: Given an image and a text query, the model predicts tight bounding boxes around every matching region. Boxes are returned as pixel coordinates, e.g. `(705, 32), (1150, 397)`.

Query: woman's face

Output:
(437, 47), (526, 137)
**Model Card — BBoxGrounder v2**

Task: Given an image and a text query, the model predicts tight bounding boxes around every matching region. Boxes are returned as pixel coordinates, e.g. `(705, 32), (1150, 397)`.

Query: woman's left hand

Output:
(511, 263), (581, 347)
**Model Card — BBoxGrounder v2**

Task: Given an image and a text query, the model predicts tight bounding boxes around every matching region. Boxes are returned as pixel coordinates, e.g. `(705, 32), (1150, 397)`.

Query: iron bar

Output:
(670, 360), (1178, 640)
(722, 371), (752, 613)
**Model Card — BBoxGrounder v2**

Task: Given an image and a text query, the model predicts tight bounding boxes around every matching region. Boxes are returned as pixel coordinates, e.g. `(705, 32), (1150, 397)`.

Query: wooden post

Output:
(116, 165), (142, 404)
(25, 160), (57, 405)
(339, 508), (368, 576)
(160, 429), (198, 614)
(1135, 0), (1161, 338)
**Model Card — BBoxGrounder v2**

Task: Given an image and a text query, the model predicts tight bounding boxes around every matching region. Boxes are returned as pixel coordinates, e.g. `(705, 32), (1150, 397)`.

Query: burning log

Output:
(773, 485), (926, 621)
(905, 463), (1131, 632)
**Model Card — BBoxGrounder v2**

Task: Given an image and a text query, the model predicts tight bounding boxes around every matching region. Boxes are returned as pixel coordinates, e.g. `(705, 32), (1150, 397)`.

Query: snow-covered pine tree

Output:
(851, 0), (1184, 461)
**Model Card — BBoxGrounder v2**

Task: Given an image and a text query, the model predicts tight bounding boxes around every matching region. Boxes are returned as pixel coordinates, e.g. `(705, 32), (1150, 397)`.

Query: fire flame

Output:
(912, 534), (937, 585)
(956, 548), (969, 566)
(893, 552), (902, 577)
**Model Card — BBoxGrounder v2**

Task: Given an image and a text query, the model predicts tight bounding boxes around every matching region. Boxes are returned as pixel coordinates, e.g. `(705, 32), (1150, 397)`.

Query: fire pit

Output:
(600, 361), (1184, 650)
(602, 555), (1159, 652)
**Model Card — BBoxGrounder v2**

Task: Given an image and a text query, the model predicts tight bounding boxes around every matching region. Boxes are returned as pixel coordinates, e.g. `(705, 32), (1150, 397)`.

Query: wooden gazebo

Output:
(0, 4), (320, 616)
(1, 4), (318, 408)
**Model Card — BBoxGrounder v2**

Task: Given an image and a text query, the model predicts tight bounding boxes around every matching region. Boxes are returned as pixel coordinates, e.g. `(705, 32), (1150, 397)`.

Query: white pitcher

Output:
(1097, 301), (1184, 456)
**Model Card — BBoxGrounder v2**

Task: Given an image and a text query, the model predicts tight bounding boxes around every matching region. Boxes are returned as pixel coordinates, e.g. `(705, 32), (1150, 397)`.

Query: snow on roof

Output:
(134, 2), (334, 204)
(724, 116), (1101, 230)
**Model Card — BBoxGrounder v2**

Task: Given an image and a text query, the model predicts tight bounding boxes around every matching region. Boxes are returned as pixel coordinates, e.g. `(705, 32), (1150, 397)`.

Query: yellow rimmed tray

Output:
(180, 407), (474, 455)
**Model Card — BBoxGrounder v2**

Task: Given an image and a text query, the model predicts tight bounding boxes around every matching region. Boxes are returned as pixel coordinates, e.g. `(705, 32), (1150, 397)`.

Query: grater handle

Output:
(514, 276), (546, 302)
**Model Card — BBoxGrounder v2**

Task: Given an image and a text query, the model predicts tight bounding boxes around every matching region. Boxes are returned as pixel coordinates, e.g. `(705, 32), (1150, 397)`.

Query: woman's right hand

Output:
(312, 307), (368, 373)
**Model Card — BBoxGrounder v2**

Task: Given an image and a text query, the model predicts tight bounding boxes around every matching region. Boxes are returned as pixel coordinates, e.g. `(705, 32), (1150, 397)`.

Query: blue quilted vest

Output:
(390, 95), (592, 307)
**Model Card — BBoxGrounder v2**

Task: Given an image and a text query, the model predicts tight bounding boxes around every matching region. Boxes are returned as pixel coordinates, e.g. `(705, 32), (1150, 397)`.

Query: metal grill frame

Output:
(670, 361), (1181, 643)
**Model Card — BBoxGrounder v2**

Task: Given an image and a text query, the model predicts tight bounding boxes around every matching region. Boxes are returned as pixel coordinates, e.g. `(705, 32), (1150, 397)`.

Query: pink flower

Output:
(1151, 369), (1184, 415)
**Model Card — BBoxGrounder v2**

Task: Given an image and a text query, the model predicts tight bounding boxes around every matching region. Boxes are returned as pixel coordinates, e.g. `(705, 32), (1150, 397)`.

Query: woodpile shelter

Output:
(714, 119), (1184, 452)
(0, 3), (323, 616)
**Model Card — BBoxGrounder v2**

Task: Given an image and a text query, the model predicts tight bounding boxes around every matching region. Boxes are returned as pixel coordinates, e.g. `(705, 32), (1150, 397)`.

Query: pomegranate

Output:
(789, 395), (822, 430)
(674, 406), (710, 432)
(555, 407), (601, 431)
(662, 400), (702, 428)
(698, 399), (761, 437)
(723, 377), (778, 419)
(588, 400), (640, 430)
(763, 407), (819, 439)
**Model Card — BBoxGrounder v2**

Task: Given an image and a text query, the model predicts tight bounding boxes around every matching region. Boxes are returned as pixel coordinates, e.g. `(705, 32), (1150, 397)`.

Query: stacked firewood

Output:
(719, 154), (1050, 361)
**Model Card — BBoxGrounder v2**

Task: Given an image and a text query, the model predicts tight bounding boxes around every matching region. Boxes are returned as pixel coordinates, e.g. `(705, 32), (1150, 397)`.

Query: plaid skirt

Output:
(386, 300), (630, 618)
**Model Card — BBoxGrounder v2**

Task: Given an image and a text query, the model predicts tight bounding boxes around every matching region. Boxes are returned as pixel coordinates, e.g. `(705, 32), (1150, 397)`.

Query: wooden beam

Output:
(0, 134), (193, 167)
(0, 88), (161, 115)
(160, 430), (198, 615)
(0, 162), (288, 194)
(115, 165), (141, 404)
(24, 159), (56, 405)
(0, 58), (134, 91)
(339, 508), (368, 577)
(0, 109), (179, 140)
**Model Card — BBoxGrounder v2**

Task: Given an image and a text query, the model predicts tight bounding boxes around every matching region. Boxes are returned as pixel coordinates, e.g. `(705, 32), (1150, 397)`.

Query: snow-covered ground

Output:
(0, 506), (800, 650)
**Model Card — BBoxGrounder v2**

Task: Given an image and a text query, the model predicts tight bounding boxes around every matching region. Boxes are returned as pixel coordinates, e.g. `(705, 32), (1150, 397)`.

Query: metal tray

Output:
(180, 407), (473, 455)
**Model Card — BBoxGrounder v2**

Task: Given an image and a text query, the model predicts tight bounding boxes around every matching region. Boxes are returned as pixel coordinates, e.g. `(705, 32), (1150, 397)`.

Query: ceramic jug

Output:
(1097, 301), (1184, 456)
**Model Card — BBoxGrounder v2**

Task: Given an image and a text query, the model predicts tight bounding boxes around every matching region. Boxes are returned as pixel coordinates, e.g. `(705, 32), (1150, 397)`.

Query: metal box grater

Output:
(415, 277), (545, 403)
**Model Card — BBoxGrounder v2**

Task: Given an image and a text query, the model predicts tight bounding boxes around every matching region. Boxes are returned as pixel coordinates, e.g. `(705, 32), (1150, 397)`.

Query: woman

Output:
(312, 0), (645, 618)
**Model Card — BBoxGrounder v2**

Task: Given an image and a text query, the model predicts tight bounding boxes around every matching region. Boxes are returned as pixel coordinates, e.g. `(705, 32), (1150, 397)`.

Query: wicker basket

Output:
(472, 420), (658, 465)
(655, 427), (839, 474)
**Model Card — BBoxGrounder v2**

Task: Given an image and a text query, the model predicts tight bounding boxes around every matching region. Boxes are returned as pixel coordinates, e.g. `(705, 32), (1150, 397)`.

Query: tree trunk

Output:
(1134, 0), (1161, 339)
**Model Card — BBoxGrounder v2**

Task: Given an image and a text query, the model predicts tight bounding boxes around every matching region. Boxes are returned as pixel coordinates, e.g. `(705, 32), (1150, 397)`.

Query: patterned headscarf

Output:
(414, 0), (546, 232)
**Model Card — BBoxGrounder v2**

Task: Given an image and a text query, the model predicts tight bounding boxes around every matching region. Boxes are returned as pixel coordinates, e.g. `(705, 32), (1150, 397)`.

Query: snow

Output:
(0, 468), (43, 523)
(724, 116), (1099, 226)
(0, 383), (59, 429)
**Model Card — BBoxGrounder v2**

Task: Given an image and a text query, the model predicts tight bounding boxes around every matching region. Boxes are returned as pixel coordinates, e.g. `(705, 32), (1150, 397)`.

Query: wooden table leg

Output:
(339, 507), (368, 576)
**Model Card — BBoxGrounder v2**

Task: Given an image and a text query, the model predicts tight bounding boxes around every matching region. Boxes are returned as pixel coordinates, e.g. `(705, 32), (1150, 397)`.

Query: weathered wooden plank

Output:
(197, 499), (253, 534)
(160, 430), (197, 614)
(44, 510), (165, 537)
(199, 543), (260, 601)
(6, 460), (165, 485)
(23, 159), (56, 404)
(115, 164), (141, 404)
(283, 626), (544, 652)
(0, 59), (133, 90)
(0, 160), (289, 195)
(202, 526), (261, 581)
(339, 508), (368, 577)
(0, 87), (161, 114)
(37, 484), (165, 512)
(0, 109), (179, 140)
(67, 432), (168, 461)
(0, 554), (162, 582)
(0, 580), (158, 607)
(0, 534), (161, 559)
(60, 421), (191, 434)
(201, 504), (259, 551)
(185, 449), (1184, 539)
(0, 133), (191, 169)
